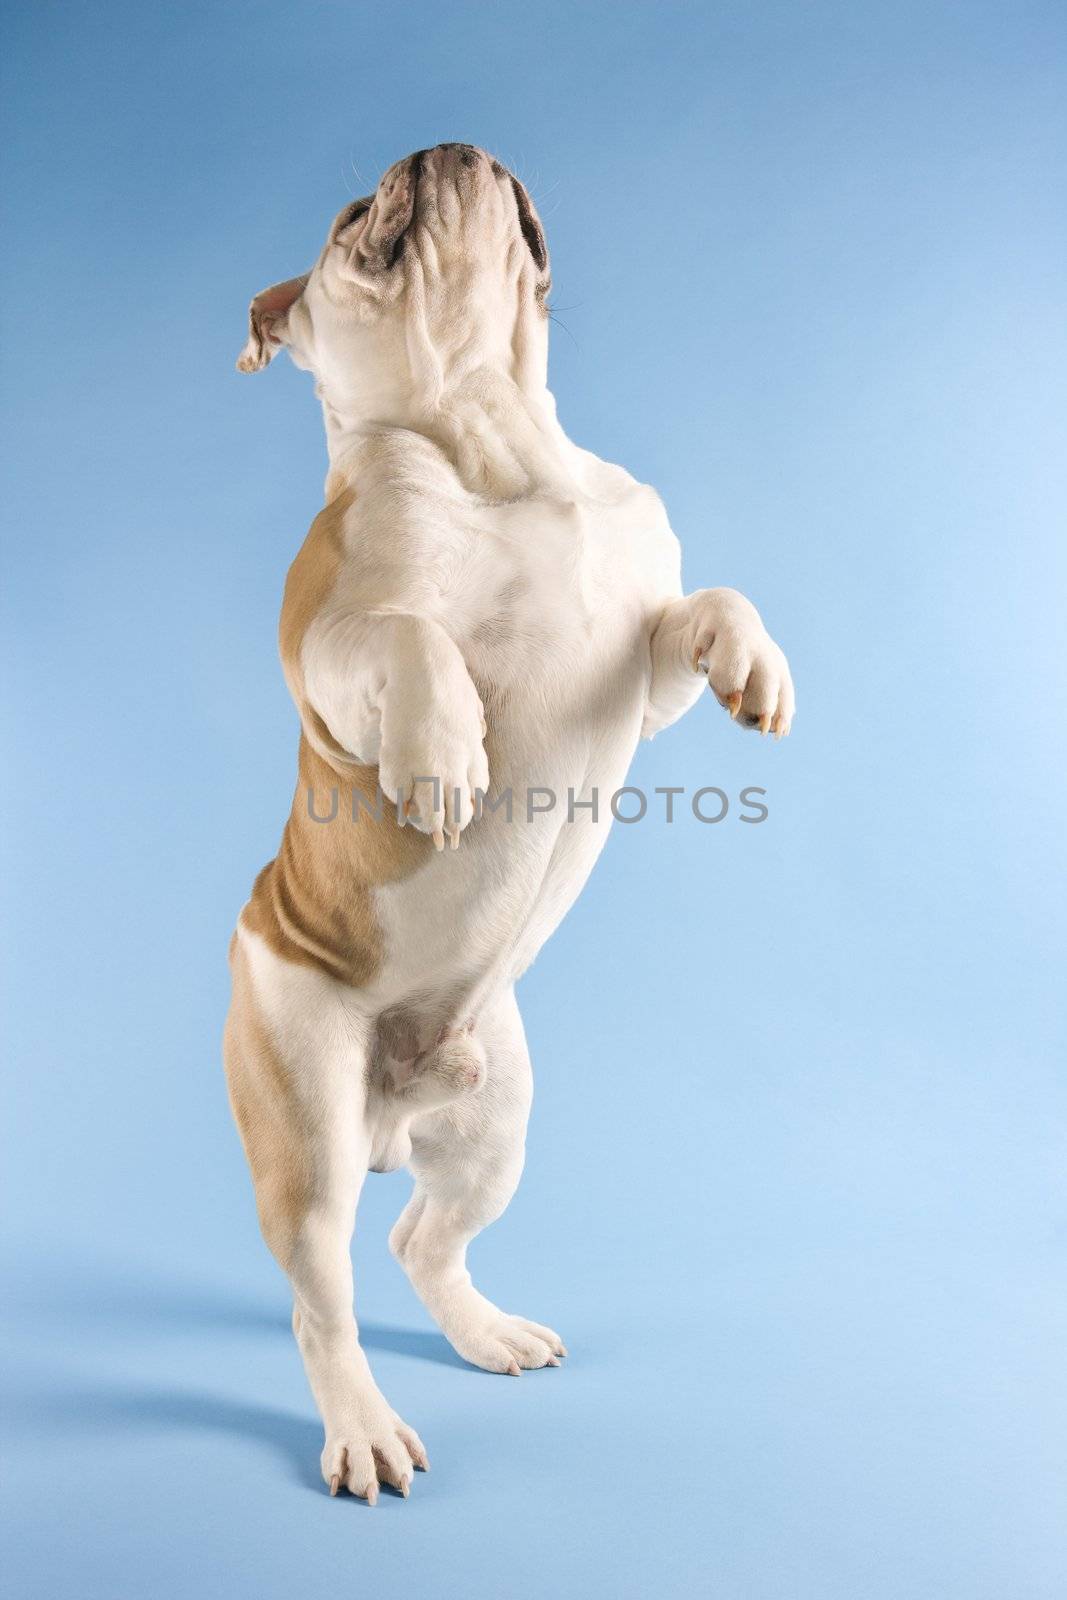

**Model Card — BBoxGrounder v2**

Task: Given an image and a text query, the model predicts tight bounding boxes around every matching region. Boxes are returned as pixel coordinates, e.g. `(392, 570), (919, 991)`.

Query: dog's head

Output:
(237, 144), (550, 419)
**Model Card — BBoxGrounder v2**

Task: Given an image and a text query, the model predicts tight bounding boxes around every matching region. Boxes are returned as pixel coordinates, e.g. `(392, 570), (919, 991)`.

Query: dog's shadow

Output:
(22, 1271), (467, 1368)
(10, 1384), (331, 1495)
(9, 1275), (470, 1496)
(361, 1321), (468, 1369)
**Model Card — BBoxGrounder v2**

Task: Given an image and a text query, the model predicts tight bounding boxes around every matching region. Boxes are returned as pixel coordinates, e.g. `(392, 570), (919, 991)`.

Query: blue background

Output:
(3, 2), (1065, 1595)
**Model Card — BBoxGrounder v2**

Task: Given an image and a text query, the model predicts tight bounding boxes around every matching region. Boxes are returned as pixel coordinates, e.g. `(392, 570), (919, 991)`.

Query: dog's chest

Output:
(457, 482), (674, 702)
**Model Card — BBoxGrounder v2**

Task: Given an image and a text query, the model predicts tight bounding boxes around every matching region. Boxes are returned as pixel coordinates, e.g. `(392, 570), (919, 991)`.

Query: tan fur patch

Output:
(223, 938), (314, 1260)
(278, 484), (354, 703)
(244, 483), (431, 985)
(243, 737), (431, 985)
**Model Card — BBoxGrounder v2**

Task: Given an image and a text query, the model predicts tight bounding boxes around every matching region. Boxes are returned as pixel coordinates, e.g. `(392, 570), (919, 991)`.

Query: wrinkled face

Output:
(238, 144), (551, 421)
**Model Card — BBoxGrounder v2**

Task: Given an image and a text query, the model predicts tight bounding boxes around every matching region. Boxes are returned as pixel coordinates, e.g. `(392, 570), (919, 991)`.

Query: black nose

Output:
(433, 142), (483, 168)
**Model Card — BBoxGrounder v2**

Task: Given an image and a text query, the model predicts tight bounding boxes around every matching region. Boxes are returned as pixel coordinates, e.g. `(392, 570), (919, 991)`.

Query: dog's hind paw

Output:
(321, 1409), (429, 1502)
(447, 1310), (567, 1375)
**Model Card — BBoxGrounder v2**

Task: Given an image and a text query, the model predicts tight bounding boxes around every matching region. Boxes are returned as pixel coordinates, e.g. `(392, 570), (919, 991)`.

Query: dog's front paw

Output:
(378, 693), (489, 849)
(688, 587), (795, 737)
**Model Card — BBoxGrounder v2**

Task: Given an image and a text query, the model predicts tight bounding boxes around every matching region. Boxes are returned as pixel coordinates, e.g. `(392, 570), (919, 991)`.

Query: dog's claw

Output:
(328, 1446), (348, 1497)
(692, 631), (715, 672)
(758, 711), (772, 736)
(726, 691), (743, 720)
(506, 1360), (521, 1376)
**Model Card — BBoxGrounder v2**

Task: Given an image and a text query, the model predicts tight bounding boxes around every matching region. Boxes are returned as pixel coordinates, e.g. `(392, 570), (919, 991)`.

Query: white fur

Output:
(233, 144), (794, 1498)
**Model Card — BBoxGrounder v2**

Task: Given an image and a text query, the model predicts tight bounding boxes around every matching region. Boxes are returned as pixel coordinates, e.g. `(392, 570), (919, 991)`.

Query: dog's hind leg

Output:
(224, 930), (427, 1500)
(389, 986), (567, 1373)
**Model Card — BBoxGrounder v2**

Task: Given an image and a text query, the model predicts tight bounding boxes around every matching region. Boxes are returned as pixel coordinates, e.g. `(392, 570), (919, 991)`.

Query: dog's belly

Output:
(369, 669), (647, 1016)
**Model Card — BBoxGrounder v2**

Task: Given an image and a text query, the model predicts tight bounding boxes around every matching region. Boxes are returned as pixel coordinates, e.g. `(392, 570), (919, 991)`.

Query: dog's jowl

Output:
(224, 143), (795, 1501)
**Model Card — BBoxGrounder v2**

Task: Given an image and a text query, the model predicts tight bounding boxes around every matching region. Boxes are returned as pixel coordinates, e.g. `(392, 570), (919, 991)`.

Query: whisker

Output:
(531, 177), (560, 206)
(548, 310), (580, 350)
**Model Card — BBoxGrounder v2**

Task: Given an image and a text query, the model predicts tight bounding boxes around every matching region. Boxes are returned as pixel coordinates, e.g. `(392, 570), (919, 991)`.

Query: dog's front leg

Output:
(643, 586), (795, 739)
(302, 611), (489, 849)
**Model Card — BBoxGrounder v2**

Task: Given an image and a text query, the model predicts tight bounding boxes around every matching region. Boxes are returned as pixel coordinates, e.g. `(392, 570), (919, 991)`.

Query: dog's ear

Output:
(509, 177), (548, 273)
(236, 274), (309, 373)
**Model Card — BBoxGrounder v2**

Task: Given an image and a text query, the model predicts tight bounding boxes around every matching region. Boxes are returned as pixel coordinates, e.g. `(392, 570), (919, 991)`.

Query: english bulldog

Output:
(225, 142), (795, 1500)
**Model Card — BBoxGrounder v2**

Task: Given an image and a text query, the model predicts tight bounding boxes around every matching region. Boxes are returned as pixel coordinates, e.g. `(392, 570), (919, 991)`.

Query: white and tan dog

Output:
(225, 142), (794, 1501)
